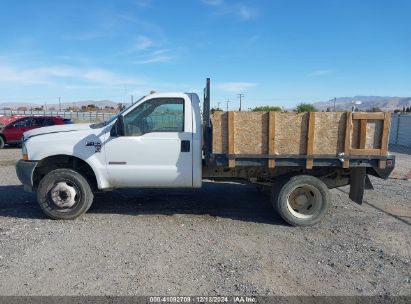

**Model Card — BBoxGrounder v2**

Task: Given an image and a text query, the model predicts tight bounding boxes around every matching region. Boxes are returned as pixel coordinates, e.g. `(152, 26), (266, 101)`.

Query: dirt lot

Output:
(0, 147), (410, 296)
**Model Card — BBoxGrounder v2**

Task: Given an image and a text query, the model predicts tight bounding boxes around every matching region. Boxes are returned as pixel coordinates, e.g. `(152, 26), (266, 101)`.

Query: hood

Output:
(24, 123), (92, 140)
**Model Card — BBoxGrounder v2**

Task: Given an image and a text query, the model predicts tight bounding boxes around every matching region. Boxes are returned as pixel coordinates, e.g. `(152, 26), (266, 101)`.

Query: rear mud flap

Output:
(349, 168), (373, 204)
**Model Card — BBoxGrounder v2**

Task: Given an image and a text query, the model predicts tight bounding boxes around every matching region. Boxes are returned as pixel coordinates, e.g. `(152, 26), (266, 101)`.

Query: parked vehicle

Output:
(15, 79), (395, 226)
(0, 116), (72, 149)
(0, 114), (26, 126)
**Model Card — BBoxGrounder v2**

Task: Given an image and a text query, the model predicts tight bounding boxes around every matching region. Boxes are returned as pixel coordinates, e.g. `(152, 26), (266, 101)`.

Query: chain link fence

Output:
(389, 114), (411, 154)
(0, 109), (117, 124)
(389, 114), (411, 180)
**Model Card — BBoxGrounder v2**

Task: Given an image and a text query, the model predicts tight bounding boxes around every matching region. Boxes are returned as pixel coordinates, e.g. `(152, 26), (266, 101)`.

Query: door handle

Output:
(181, 140), (190, 152)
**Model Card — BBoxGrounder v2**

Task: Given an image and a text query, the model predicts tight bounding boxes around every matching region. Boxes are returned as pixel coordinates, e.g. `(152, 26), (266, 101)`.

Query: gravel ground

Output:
(0, 147), (410, 296)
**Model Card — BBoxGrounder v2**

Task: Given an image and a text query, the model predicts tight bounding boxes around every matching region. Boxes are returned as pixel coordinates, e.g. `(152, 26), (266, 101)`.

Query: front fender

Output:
(26, 130), (112, 190)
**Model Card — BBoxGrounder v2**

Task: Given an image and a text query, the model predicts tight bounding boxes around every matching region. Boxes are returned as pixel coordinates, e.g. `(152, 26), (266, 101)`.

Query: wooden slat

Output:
(352, 112), (384, 120)
(268, 112), (276, 168)
(343, 112), (353, 168)
(350, 148), (381, 156)
(379, 112), (391, 169)
(227, 111), (235, 168)
(359, 119), (367, 149)
(306, 112), (315, 169)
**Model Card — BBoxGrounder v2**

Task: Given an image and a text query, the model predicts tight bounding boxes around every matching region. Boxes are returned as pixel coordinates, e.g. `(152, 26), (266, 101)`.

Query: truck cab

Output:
(16, 92), (203, 220)
(93, 92), (202, 189)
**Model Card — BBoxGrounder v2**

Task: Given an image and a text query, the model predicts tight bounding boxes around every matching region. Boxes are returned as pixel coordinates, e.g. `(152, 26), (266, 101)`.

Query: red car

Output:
(0, 116), (72, 149)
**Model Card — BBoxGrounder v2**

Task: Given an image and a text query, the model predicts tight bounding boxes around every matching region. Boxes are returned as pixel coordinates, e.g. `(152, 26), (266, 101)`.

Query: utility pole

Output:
(59, 96), (61, 112)
(333, 97), (336, 111)
(131, 95), (134, 105)
(217, 101), (221, 110)
(237, 94), (244, 111)
(226, 98), (231, 112)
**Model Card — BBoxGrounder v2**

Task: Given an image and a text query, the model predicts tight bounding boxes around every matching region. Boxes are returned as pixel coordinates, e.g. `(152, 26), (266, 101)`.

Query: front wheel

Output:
(0, 136), (5, 149)
(271, 175), (330, 226)
(37, 169), (94, 220)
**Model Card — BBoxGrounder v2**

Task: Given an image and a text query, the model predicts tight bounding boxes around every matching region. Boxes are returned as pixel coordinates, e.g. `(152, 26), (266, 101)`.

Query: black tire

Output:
(271, 175), (330, 226)
(37, 169), (94, 220)
(0, 136), (5, 149)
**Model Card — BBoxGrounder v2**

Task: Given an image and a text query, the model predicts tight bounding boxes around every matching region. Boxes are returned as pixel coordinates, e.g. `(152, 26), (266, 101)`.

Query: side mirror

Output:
(110, 115), (125, 137)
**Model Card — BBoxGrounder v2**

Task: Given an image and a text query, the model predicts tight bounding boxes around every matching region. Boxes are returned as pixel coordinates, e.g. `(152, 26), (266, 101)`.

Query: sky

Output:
(0, 0), (410, 109)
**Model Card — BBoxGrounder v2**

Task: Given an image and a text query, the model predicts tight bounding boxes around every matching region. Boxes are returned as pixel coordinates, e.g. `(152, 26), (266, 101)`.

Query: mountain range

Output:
(313, 96), (411, 111)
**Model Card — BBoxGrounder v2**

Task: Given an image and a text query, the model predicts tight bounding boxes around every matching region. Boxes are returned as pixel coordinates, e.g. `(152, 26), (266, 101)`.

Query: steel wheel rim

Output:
(286, 184), (323, 219)
(49, 180), (81, 210)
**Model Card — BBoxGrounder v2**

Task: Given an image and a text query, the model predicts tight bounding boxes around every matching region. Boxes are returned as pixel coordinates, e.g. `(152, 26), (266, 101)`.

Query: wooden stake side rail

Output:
(268, 112), (276, 168)
(306, 112), (315, 169)
(227, 111), (235, 168)
(349, 111), (391, 169)
(222, 111), (390, 169)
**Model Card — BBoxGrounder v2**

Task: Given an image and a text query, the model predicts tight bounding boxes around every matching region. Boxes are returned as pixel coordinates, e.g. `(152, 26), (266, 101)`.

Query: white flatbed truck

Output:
(15, 79), (395, 226)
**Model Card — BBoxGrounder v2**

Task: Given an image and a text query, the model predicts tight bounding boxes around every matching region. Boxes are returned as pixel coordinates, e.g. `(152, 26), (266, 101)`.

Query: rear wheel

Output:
(271, 175), (330, 226)
(0, 136), (5, 149)
(37, 169), (94, 220)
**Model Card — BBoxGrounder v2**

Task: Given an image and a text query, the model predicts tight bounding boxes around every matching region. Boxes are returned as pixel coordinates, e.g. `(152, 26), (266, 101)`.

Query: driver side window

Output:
(123, 98), (184, 136)
(12, 118), (32, 127)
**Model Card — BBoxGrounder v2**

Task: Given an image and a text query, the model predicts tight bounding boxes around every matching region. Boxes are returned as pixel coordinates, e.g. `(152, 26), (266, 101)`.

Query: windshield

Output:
(90, 95), (146, 129)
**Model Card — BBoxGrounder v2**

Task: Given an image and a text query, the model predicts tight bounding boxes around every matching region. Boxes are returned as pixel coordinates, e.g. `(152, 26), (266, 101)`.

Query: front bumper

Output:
(15, 160), (38, 192)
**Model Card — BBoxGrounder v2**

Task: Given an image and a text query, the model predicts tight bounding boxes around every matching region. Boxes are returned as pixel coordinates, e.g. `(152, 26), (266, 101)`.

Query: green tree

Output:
(367, 107), (382, 112)
(295, 103), (317, 113)
(251, 106), (282, 112)
(117, 103), (125, 111)
(210, 107), (222, 114)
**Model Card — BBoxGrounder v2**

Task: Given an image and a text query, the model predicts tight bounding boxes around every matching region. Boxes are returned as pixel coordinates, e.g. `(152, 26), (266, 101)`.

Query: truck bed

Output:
(208, 111), (392, 170)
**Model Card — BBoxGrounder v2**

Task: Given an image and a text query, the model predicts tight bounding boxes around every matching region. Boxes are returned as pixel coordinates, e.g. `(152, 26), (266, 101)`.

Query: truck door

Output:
(103, 96), (193, 188)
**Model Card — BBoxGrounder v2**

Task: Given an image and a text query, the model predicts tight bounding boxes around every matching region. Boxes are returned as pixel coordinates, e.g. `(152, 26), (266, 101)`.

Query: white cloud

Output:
(63, 32), (107, 41)
(306, 70), (335, 77)
(132, 35), (154, 51)
(117, 35), (156, 56)
(0, 62), (144, 86)
(132, 49), (175, 64)
(0, 64), (48, 85)
(202, 0), (258, 21)
(237, 4), (256, 21)
(118, 35), (179, 64)
(216, 82), (258, 92)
